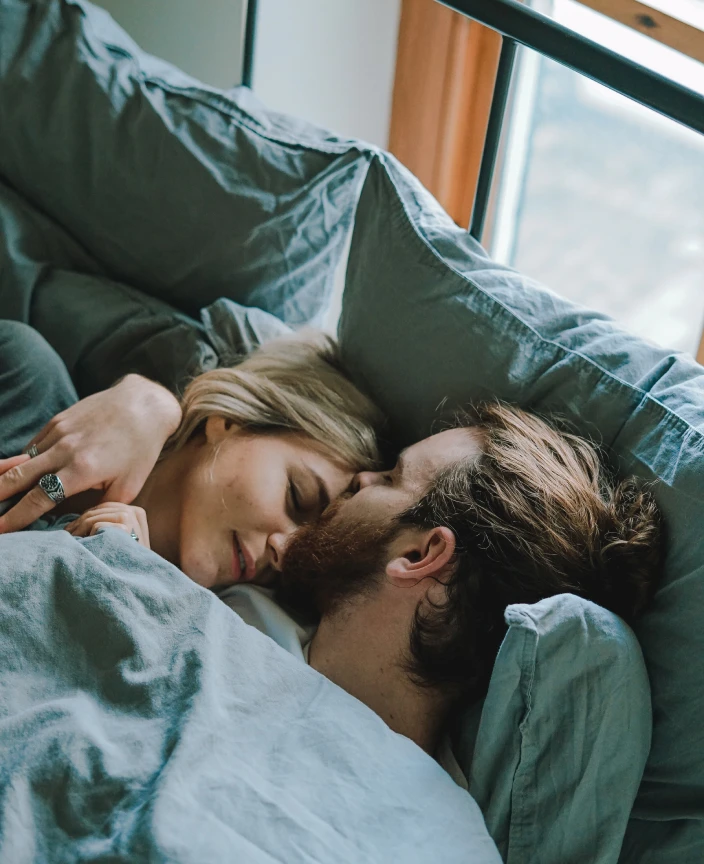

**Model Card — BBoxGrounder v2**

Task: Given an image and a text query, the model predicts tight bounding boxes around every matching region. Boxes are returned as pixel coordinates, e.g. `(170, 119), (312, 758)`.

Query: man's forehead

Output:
(399, 427), (483, 484)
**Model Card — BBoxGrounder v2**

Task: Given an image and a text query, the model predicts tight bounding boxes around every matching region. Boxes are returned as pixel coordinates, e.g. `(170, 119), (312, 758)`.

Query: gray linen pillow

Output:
(32, 268), (292, 398)
(0, 160), (290, 396)
(463, 594), (651, 864)
(0, 0), (371, 325)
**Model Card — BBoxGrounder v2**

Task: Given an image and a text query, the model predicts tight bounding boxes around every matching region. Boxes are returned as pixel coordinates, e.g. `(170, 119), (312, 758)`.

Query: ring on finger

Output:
(25, 444), (39, 459)
(38, 473), (66, 503)
(130, 530), (139, 542)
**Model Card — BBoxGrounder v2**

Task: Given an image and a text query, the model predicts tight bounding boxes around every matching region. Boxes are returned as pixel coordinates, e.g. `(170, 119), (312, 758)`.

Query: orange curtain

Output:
(389, 0), (502, 227)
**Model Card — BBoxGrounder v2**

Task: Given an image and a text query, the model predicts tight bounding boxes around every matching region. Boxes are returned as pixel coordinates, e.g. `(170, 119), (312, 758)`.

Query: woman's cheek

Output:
(178, 505), (219, 588)
(180, 541), (219, 588)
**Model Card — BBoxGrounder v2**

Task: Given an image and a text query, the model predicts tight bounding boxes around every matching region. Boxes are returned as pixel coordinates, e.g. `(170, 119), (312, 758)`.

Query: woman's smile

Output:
(232, 532), (255, 582)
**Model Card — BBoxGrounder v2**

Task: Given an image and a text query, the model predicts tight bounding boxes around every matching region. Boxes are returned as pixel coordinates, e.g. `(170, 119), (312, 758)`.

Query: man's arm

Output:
(0, 375), (181, 533)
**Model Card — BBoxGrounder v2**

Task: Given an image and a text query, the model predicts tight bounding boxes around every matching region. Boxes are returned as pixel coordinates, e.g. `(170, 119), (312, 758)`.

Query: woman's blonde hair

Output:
(165, 330), (383, 471)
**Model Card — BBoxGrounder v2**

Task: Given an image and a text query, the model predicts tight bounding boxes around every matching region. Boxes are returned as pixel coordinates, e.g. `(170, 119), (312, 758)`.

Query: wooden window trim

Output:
(389, 0), (704, 227)
(575, 0), (704, 65)
(696, 329), (704, 366)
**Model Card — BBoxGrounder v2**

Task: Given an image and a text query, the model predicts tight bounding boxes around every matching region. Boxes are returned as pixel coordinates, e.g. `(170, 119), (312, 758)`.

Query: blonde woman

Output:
(0, 321), (382, 589)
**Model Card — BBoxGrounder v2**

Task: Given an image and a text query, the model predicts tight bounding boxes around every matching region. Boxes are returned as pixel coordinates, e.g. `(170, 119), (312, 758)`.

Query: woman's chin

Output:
(192, 573), (231, 591)
(179, 556), (225, 591)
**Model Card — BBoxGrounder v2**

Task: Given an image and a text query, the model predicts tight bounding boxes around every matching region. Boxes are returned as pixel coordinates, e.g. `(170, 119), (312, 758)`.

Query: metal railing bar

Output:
(469, 38), (517, 240)
(438, 0), (704, 137)
(241, 0), (259, 89)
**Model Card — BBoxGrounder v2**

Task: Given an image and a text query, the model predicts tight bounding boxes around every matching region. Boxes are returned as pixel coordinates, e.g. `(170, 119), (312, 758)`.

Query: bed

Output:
(0, 1), (703, 862)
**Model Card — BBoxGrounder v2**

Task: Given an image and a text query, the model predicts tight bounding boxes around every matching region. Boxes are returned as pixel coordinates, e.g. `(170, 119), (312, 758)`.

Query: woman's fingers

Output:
(0, 449), (54, 502)
(0, 457), (79, 534)
(66, 509), (121, 536)
(23, 410), (68, 457)
(64, 504), (150, 548)
(135, 507), (150, 548)
(0, 454), (31, 476)
(0, 485), (64, 533)
(1, 376), (180, 534)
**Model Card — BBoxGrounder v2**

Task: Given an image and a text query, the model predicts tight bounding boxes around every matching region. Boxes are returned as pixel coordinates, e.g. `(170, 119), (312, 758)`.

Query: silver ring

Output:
(26, 444), (39, 459)
(38, 473), (66, 503)
(130, 530), (139, 542)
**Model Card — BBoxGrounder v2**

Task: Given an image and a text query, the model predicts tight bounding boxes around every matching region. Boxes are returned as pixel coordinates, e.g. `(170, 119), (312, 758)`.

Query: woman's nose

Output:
(267, 528), (294, 572)
(354, 470), (383, 490)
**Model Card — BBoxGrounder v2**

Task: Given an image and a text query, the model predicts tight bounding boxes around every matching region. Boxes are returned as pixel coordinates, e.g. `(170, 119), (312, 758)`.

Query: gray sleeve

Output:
(0, 321), (77, 459)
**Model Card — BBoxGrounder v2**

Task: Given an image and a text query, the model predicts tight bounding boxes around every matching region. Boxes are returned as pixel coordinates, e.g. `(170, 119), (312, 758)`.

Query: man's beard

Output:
(279, 497), (400, 617)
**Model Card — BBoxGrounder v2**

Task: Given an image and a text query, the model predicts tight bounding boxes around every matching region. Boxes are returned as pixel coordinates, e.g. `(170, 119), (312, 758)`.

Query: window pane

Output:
(488, 0), (704, 355)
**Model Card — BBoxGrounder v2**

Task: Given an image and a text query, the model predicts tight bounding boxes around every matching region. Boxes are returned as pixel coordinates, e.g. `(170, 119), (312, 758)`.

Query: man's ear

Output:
(204, 415), (234, 445)
(385, 526), (456, 587)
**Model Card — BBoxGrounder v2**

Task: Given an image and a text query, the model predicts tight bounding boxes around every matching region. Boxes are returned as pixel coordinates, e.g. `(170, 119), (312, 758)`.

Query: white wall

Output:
(253, 0), (401, 147)
(93, 0), (247, 89)
(92, 1), (401, 147)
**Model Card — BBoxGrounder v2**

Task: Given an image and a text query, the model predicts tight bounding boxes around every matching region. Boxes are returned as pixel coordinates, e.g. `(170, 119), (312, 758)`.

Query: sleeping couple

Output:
(0, 319), (663, 785)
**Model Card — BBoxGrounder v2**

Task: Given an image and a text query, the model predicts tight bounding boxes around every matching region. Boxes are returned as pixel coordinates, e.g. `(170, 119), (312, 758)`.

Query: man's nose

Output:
(354, 470), (384, 490)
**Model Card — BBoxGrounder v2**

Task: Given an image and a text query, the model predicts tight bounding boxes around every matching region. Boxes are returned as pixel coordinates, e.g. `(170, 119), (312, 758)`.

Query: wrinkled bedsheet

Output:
(0, 528), (500, 863)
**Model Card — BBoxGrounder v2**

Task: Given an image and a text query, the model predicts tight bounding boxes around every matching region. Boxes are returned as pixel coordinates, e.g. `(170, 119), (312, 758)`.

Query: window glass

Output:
(488, 0), (704, 354)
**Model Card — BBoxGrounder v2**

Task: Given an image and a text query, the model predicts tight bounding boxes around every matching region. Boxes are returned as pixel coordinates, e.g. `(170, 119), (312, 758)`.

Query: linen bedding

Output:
(0, 316), (652, 863)
(0, 320), (502, 862)
(0, 528), (501, 864)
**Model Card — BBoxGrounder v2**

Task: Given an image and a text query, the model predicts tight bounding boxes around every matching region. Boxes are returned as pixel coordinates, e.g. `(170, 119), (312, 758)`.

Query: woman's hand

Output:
(0, 374), (181, 534)
(64, 502), (151, 549)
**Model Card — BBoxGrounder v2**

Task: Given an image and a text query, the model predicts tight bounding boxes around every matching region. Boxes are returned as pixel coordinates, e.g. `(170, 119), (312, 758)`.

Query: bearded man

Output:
(226, 402), (663, 783)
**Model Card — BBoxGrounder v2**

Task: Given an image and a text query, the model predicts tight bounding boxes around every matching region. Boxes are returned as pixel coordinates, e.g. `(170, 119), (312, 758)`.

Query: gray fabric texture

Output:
(0, 170), (291, 397)
(339, 152), (704, 862)
(0, 0), (373, 326)
(32, 270), (218, 397)
(464, 594), (651, 864)
(0, 320), (77, 460)
(0, 528), (502, 864)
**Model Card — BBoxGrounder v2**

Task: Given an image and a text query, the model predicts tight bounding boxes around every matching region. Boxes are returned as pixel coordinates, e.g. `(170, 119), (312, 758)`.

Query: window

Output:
(486, 0), (704, 355)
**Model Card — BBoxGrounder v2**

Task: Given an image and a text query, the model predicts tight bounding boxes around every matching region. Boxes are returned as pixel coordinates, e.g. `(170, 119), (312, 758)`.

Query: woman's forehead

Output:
(284, 435), (354, 481)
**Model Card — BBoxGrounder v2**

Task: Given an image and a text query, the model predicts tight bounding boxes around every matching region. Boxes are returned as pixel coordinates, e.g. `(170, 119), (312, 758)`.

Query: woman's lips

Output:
(232, 532), (254, 582)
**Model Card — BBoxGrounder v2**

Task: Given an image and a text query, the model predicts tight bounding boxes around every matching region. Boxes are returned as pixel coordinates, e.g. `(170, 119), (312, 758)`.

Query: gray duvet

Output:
(0, 527), (500, 863)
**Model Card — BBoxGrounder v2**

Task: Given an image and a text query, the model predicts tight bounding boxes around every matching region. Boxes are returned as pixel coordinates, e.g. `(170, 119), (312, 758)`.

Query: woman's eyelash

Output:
(289, 480), (301, 511)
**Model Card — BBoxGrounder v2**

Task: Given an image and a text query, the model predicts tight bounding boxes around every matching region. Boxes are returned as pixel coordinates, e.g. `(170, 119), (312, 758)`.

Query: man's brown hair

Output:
(398, 402), (664, 703)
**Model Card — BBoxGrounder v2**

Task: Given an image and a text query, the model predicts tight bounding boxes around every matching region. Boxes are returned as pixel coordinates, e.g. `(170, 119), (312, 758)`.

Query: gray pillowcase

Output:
(463, 594), (651, 864)
(0, 0), (371, 326)
(0, 172), (290, 397)
(32, 271), (292, 398)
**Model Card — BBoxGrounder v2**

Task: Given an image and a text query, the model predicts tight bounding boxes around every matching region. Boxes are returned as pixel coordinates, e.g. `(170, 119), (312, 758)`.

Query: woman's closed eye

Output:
(288, 478), (303, 514)
(288, 476), (318, 523)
